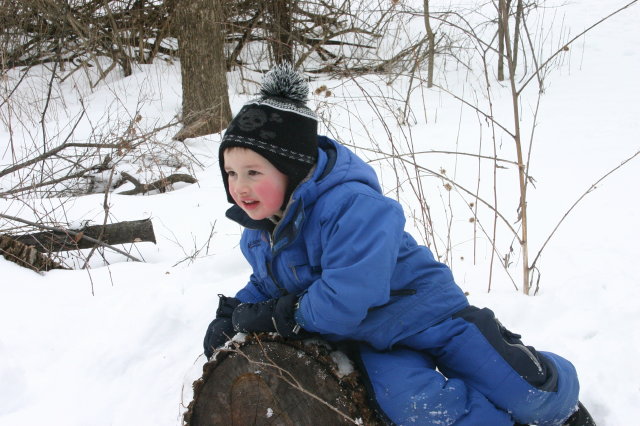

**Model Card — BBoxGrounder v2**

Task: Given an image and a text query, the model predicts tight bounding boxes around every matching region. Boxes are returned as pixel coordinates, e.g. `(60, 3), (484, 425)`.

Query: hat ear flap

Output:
(218, 154), (235, 204)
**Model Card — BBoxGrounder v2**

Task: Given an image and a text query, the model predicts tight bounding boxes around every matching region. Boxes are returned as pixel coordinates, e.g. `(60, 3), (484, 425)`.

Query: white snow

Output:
(1, 1), (639, 425)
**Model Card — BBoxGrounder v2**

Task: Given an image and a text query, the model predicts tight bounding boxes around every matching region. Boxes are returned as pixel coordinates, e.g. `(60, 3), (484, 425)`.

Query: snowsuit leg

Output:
(399, 306), (580, 425)
(355, 344), (513, 425)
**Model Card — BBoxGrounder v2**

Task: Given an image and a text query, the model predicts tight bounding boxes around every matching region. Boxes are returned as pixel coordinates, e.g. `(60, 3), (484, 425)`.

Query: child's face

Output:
(223, 148), (289, 220)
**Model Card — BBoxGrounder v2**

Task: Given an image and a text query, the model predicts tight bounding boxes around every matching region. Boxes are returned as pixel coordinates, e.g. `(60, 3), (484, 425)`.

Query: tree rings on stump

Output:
(184, 334), (382, 426)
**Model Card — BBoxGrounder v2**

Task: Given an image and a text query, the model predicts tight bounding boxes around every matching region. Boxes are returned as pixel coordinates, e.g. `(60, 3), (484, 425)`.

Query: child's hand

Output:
(232, 293), (303, 338)
(202, 294), (241, 359)
(216, 294), (240, 317)
(202, 317), (234, 359)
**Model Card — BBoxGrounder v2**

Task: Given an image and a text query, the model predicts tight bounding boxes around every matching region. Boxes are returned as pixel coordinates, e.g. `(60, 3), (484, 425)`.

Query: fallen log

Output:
(13, 218), (156, 252)
(184, 334), (384, 426)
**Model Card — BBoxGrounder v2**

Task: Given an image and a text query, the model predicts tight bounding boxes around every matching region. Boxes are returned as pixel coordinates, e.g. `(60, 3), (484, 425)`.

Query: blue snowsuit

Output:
(227, 136), (579, 425)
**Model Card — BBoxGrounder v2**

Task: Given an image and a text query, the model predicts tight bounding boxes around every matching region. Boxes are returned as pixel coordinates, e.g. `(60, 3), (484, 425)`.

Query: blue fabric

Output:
(450, 306), (558, 391)
(227, 136), (580, 425)
(392, 315), (579, 425)
(357, 344), (513, 425)
(232, 136), (469, 350)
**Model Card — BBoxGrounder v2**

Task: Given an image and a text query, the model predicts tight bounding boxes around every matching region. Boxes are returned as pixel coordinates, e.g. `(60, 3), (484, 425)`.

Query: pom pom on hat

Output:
(260, 62), (309, 103)
(219, 63), (319, 207)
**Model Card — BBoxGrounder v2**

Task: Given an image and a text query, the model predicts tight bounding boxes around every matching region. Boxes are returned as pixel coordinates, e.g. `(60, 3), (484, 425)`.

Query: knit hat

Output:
(219, 63), (318, 206)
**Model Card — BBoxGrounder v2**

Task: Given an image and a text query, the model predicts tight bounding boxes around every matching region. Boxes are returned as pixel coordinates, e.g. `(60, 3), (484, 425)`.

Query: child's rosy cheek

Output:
(256, 182), (284, 204)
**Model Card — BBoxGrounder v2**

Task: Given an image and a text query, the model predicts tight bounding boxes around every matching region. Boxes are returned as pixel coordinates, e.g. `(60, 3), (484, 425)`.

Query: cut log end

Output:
(184, 334), (383, 426)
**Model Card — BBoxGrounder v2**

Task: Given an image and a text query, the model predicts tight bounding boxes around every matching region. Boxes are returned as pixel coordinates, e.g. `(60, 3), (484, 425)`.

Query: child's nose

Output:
(234, 177), (250, 194)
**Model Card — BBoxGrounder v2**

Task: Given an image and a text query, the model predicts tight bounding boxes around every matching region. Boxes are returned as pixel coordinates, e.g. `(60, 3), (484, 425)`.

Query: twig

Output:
(0, 119), (178, 180)
(517, 0), (640, 95)
(431, 83), (516, 139)
(83, 168), (115, 269)
(40, 61), (58, 155)
(0, 169), (91, 196)
(0, 112), (87, 179)
(172, 221), (217, 268)
(530, 148), (640, 272)
(0, 66), (31, 110)
(362, 149), (521, 239)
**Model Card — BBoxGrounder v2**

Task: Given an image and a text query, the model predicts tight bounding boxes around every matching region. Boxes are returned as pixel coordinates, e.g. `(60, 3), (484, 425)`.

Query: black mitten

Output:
(272, 293), (303, 338)
(232, 298), (278, 333)
(202, 294), (242, 359)
(216, 294), (241, 318)
(203, 317), (234, 359)
(232, 293), (304, 338)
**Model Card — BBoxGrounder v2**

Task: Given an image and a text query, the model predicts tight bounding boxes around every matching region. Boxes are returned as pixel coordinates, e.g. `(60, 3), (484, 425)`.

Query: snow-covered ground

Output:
(1, 1), (638, 425)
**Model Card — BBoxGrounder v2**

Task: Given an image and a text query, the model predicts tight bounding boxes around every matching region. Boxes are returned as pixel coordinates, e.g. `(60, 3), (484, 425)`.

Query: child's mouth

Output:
(242, 200), (259, 210)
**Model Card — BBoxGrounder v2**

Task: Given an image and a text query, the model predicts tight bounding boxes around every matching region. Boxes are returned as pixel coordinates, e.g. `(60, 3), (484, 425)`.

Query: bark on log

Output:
(184, 334), (384, 426)
(0, 234), (67, 271)
(13, 219), (156, 252)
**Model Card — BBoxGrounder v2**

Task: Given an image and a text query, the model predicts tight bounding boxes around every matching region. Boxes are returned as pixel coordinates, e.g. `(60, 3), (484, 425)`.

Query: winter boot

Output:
(563, 402), (596, 426)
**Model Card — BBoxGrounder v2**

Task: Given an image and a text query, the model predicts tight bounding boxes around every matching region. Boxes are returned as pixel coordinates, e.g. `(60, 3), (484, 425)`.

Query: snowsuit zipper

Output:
(266, 231), (288, 297)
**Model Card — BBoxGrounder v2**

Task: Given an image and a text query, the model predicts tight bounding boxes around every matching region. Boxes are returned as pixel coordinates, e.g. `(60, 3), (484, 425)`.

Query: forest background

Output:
(1, 0), (638, 424)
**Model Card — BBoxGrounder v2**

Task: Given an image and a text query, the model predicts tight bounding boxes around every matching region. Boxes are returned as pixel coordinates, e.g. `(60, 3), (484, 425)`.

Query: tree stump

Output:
(184, 334), (383, 426)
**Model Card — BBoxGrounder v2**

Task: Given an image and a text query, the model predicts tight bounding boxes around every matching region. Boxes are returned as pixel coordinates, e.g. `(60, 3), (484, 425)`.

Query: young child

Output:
(203, 63), (595, 425)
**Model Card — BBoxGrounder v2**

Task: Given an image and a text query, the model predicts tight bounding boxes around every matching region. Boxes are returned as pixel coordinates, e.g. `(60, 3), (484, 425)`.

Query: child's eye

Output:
(226, 171), (236, 178)
(248, 170), (261, 176)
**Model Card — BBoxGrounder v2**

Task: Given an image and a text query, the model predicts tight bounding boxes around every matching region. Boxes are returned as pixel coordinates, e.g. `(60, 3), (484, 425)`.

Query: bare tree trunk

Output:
(175, 0), (232, 140)
(268, 0), (294, 64)
(423, 0), (435, 88)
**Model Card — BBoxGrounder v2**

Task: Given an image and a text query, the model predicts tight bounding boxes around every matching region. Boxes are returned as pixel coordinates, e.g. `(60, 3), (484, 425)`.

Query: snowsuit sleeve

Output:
(233, 230), (271, 303)
(295, 191), (406, 337)
(234, 274), (270, 303)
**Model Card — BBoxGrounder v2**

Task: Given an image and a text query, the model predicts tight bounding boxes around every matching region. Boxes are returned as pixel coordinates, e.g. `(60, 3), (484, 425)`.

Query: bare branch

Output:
(517, 0), (640, 95)
(530, 148), (640, 271)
